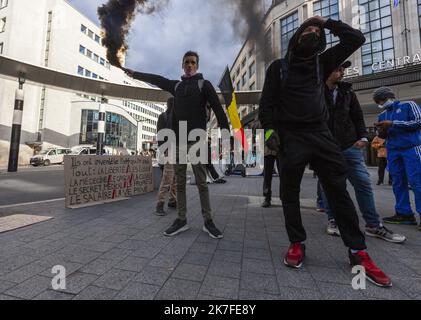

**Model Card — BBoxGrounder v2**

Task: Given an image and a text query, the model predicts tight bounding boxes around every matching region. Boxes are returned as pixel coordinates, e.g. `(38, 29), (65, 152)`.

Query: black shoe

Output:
(168, 201), (177, 209)
(376, 181), (383, 186)
(262, 199), (271, 208)
(383, 214), (417, 226)
(418, 222), (421, 231)
(214, 178), (227, 184)
(164, 219), (190, 237)
(155, 202), (166, 216)
(203, 220), (223, 239)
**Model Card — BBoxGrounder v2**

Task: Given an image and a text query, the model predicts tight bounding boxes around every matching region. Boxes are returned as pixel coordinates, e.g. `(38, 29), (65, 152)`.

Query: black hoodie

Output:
(132, 72), (229, 137)
(259, 19), (366, 132)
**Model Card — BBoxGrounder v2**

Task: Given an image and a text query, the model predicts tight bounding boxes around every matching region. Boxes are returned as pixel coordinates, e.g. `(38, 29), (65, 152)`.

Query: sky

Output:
(69, 0), (248, 84)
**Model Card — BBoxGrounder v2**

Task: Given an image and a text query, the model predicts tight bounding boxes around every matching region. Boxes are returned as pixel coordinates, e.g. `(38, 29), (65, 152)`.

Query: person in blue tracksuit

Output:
(373, 87), (421, 230)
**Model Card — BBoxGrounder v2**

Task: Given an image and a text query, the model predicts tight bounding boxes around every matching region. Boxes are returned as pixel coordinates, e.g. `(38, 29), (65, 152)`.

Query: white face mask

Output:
(378, 99), (394, 109)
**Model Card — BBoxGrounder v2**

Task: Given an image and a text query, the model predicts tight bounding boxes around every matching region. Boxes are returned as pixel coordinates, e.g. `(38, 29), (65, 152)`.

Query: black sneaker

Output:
(261, 199), (271, 208)
(365, 226), (406, 244)
(383, 214), (417, 226)
(155, 202), (166, 216)
(418, 222), (421, 231)
(164, 219), (190, 237)
(168, 201), (177, 209)
(203, 220), (223, 239)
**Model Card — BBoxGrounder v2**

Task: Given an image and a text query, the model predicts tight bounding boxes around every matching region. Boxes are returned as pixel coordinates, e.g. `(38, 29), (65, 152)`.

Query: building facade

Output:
(226, 0), (421, 130)
(0, 0), (165, 166)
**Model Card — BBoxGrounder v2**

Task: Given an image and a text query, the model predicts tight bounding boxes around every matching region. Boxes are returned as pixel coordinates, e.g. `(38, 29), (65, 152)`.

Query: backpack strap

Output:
(280, 58), (289, 89)
(174, 79), (205, 93)
(198, 79), (205, 92)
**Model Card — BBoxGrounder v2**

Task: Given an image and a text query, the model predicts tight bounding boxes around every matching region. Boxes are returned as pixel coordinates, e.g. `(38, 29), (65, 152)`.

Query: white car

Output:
(30, 148), (72, 166)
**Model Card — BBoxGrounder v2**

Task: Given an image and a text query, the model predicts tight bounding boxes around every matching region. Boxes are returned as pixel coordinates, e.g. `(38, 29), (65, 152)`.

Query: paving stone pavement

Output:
(0, 169), (420, 300)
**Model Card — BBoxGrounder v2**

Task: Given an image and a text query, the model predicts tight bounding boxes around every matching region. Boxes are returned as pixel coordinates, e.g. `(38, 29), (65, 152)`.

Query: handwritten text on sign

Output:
(64, 155), (154, 208)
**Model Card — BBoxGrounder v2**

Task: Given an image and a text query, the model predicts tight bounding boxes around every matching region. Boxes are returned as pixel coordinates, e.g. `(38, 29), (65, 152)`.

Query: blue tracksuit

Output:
(378, 100), (421, 216)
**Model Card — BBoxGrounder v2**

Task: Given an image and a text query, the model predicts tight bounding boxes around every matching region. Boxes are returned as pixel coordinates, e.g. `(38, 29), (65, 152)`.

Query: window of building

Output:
(249, 61), (256, 78)
(242, 73), (247, 87)
(86, 49), (93, 59)
(236, 81), (241, 92)
(95, 34), (100, 44)
(359, 0), (394, 75)
(93, 54), (99, 63)
(0, 0), (8, 9)
(85, 69), (91, 77)
(313, 0), (339, 47)
(264, 28), (273, 65)
(0, 17), (6, 33)
(79, 45), (85, 54)
(280, 11), (299, 58)
(249, 82), (256, 91)
(0, 42), (3, 54)
(81, 24), (87, 34)
(77, 66), (84, 76)
(88, 29), (94, 39)
(241, 57), (247, 69)
(418, 0), (421, 44)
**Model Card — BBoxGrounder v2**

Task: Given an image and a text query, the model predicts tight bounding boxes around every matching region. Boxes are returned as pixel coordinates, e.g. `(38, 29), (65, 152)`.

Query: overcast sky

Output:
(69, 0), (247, 84)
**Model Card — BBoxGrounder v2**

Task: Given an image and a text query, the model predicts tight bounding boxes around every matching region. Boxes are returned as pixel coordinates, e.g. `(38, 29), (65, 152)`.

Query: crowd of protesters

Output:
(123, 15), (421, 289)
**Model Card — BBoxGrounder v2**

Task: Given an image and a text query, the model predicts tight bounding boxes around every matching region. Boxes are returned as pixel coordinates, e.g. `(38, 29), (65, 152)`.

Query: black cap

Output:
(341, 61), (352, 68)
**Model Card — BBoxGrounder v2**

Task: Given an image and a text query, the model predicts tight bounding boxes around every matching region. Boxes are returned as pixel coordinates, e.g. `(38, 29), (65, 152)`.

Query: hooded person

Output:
(259, 16), (392, 288)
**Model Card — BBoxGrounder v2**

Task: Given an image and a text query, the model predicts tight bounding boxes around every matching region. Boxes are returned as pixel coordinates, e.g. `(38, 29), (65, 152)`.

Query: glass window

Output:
(85, 70), (91, 77)
(0, 42), (3, 55)
(48, 150), (57, 156)
(0, 17), (6, 33)
(249, 61), (256, 78)
(88, 29), (94, 39)
(280, 11), (299, 57)
(358, 0), (395, 75)
(79, 45), (85, 54)
(95, 35), (100, 43)
(77, 66), (84, 75)
(313, 0), (339, 47)
(80, 24), (87, 33)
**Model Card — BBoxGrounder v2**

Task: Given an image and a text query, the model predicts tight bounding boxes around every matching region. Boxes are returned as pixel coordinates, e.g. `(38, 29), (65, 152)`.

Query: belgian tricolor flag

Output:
(218, 67), (249, 152)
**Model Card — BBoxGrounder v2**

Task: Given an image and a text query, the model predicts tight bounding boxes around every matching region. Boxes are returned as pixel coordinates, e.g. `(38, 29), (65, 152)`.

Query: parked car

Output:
(30, 148), (72, 166)
(70, 146), (98, 156)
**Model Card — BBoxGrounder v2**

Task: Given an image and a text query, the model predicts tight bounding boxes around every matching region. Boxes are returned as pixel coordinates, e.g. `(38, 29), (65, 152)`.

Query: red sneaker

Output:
(349, 250), (392, 288)
(284, 243), (305, 269)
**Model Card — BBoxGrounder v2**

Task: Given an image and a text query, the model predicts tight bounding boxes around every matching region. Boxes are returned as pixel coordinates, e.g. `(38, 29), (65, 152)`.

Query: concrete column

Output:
(8, 78), (25, 172)
(97, 99), (106, 155)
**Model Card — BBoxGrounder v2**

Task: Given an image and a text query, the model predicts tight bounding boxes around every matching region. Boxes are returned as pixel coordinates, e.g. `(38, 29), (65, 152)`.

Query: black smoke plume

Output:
(98, 0), (169, 68)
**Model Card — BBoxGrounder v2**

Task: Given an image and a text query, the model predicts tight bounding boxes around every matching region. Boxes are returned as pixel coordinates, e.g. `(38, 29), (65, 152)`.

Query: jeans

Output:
(321, 146), (381, 228)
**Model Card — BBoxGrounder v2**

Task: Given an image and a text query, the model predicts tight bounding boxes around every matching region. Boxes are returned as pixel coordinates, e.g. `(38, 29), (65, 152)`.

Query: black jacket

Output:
(326, 82), (368, 150)
(132, 72), (229, 137)
(259, 19), (366, 132)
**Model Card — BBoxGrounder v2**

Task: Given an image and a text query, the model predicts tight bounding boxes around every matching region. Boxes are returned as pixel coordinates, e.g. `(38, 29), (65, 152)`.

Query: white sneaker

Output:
(327, 220), (341, 237)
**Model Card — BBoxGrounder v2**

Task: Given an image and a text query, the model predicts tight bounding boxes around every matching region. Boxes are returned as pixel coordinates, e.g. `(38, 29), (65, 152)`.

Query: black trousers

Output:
(263, 155), (282, 200)
(206, 164), (220, 181)
(378, 157), (391, 184)
(279, 129), (366, 250)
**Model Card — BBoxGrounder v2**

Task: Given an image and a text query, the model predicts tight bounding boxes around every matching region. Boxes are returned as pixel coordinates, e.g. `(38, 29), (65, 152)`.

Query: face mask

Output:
(295, 33), (321, 57)
(378, 99), (394, 109)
